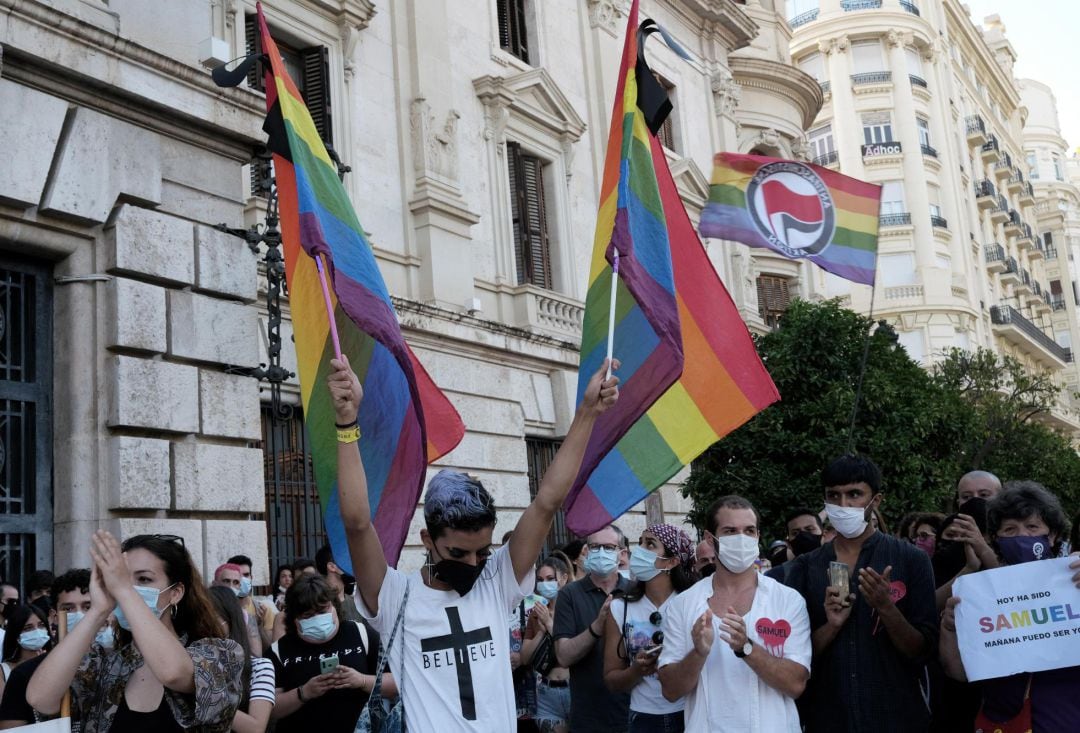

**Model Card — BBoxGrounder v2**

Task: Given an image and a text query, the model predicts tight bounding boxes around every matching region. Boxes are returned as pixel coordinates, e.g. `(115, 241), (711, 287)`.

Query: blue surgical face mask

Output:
(230, 585), (243, 598)
(238, 577), (252, 598)
(583, 547), (619, 577)
(536, 580), (559, 600)
(629, 546), (666, 582)
(96, 626), (115, 649)
(297, 612), (336, 642)
(65, 611), (86, 632)
(115, 583), (176, 631)
(19, 628), (50, 651)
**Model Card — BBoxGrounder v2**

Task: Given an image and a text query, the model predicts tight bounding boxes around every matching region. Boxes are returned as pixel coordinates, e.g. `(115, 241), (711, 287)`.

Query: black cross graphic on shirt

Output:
(419, 606), (493, 720)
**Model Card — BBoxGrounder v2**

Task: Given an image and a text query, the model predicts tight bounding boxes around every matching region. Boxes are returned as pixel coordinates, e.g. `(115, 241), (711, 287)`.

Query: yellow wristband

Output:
(336, 425), (361, 443)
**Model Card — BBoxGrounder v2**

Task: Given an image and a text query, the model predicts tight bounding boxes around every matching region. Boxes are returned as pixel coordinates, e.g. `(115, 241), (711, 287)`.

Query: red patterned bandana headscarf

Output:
(647, 524), (694, 568)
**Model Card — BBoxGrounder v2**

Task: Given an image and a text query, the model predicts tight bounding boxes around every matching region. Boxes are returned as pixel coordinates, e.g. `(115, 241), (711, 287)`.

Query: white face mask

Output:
(825, 504), (870, 539)
(713, 534), (760, 574)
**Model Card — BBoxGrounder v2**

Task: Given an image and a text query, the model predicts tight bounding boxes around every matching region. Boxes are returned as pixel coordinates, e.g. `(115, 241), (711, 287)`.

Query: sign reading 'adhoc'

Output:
(861, 142), (902, 158)
(953, 557), (1080, 682)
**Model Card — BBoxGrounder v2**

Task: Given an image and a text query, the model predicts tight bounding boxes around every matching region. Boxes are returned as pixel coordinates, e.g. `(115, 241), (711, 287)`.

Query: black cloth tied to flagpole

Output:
(635, 18), (692, 136)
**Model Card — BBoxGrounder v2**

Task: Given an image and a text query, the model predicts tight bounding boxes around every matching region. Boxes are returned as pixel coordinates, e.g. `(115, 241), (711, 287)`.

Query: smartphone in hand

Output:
(319, 654), (340, 675)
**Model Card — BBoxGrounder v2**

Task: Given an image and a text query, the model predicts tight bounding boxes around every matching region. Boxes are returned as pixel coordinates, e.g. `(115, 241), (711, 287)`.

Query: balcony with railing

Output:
(1000, 256), (1021, 284)
(990, 303), (1071, 365)
(990, 194), (1010, 224)
(1019, 222), (1037, 251)
(1017, 268), (1033, 294)
(966, 115), (987, 146)
(842, 0), (883, 9)
(909, 74), (928, 89)
(819, 80), (831, 95)
(813, 150), (839, 167)
(851, 71), (892, 86)
(1004, 210), (1022, 237)
(930, 214), (948, 230)
(1007, 169), (1025, 194)
(985, 243), (1006, 273)
(900, 0), (921, 14)
(921, 143), (938, 158)
(1051, 294), (1067, 311)
(1046, 245), (1059, 260)
(1030, 233), (1045, 259)
(975, 180), (996, 209)
(789, 8), (819, 28)
(981, 135), (1001, 162)
(879, 212), (912, 228)
(994, 156), (1013, 179)
(1019, 181), (1036, 206)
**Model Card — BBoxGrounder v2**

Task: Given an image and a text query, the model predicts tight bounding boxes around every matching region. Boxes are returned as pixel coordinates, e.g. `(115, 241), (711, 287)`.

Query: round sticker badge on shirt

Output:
(754, 618), (791, 657)
(888, 580), (907, 604)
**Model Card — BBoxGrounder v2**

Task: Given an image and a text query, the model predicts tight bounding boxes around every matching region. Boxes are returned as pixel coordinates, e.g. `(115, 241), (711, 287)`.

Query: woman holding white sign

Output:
(940, 481), (1080, 733)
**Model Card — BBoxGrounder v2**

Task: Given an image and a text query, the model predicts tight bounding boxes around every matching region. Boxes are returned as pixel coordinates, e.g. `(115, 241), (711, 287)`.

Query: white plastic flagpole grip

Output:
(605, 250), (620, 381)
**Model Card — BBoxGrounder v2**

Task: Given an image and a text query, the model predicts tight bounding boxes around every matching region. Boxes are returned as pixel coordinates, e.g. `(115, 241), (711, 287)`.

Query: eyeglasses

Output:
(913, 532), (936, 540)
(587, 543), (620, 552)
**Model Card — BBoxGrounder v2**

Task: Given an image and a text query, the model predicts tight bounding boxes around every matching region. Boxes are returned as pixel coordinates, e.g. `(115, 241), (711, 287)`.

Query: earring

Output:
(170, 604), (177, 619)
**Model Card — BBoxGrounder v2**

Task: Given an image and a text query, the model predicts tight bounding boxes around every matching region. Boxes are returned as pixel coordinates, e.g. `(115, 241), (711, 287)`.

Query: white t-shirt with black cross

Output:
(355, 544), (530, 732)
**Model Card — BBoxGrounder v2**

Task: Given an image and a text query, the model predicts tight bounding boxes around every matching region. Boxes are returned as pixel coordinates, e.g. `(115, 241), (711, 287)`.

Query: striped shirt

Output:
(250, 657), (276, 704)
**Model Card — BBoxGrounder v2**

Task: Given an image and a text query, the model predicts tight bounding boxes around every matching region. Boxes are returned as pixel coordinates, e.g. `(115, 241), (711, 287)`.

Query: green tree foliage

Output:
(683, 300), (1080, 540)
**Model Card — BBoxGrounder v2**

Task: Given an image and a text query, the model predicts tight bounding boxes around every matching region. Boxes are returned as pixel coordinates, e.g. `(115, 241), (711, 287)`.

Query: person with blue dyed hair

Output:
(326, 355), (620, 732)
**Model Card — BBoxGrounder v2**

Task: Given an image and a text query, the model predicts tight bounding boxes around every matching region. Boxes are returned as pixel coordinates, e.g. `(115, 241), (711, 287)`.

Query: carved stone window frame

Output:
(474, 68), (586, 297)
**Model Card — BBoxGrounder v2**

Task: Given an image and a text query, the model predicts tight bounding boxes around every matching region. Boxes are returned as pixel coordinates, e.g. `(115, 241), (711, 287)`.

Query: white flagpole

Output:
(605, 250), (620, 380)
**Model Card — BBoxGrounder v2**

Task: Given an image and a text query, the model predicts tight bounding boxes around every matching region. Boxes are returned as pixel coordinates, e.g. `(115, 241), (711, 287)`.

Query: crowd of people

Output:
(0, 358), (1078, 732)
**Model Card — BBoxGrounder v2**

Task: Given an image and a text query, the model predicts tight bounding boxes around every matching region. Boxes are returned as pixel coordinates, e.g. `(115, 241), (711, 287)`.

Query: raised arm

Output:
(327, 356), (387, 614)
(510, 360), (619, 582)
(26, 564), (113, 714)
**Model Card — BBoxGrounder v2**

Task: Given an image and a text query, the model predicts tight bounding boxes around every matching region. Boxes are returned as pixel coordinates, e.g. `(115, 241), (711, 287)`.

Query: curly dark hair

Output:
(988, 481), (1070, 555)
(822, 454), (882, 494)
(49, 569), (91, 609)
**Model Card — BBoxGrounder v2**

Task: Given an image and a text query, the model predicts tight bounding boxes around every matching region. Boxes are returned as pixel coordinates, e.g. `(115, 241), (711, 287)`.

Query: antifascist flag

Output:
(565, 1), (777, 535)
(255, 3), (464, 568)
(701, 152), (881, 285)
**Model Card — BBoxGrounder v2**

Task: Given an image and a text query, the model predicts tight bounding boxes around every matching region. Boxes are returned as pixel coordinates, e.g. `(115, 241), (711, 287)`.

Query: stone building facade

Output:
(785, 0), (1080, 434)
(1, 0), (822, 582)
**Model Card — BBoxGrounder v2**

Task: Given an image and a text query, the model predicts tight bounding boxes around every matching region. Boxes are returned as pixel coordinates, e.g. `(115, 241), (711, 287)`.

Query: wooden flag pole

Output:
(58, 610), (71, 719)
(314, 254), (343, 362)
(605, 250), (620, 380)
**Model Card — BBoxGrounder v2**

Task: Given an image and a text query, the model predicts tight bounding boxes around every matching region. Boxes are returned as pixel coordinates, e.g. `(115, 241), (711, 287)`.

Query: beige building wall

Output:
(0, 0), (822, 579)
(785, 0), (1080, 435)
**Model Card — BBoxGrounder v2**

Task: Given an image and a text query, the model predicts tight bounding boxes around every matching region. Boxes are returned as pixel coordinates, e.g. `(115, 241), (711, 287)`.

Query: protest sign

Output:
(953, 556), (1080, 682)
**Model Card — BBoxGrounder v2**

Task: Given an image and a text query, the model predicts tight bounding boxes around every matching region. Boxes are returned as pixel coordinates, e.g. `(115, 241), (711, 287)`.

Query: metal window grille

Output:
(260, 405), (327, 576)
(526, 437), (568, 560)
(0, 259), (52, 591)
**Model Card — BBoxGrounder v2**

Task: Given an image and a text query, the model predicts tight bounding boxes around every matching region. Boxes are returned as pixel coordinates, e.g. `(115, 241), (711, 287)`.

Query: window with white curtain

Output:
(851, 41), (884, 72)
(905, 47), (923, 76)
(880, 181), (906, 214)
(798, 52), (825, 81)
(880, 252), (916, 286)
(862, 111), (893, 144)
(809, 125), (835, 159)
(917, 117), (931, 147)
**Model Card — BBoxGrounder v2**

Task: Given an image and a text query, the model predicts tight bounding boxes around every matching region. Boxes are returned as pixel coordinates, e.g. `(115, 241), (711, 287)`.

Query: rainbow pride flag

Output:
(256, 5), (464, 568)
(565, 2), (778, 535)
(701, 152), (881, 285)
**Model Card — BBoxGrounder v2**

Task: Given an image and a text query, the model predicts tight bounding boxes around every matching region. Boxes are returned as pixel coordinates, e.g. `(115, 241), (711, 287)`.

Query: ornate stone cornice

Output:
(711, 70), (741, 118)
(585, 0), (630, 37)
(671, 0), (757, 52)
(818, 34), (850, 55)
(728, 56), (823, 129)
(886, 29), (915, 48)
(473, 68), (587, 143)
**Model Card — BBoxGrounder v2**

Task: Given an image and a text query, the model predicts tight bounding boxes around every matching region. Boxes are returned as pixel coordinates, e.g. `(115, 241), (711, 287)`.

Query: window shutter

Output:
(757, 275), (791, 328)
(508, 143), (530, 285)
(511, 0), (529, 63)
(245, 14), (264, 91)
(522, 154), (551, 289)
(300, 45), (333, 145)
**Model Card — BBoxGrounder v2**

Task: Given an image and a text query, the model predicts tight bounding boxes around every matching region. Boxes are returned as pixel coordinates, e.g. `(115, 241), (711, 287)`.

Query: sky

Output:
(961, 0), (1080, 152)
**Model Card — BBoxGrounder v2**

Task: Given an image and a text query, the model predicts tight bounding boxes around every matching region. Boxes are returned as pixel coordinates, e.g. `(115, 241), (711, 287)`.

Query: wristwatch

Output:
(734, 640), (753, 658)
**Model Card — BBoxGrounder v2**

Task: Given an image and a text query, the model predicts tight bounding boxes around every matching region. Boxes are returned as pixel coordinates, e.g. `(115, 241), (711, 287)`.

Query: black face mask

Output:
(791, 530), (823, 557)
(700, 562), (716, 578)
(431, 548), (488, 596)
(931, 539), (967, 585)
(341, 572), (357, 598)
